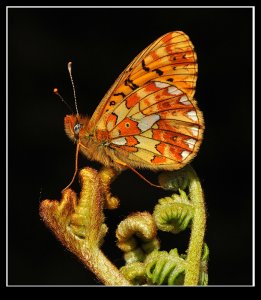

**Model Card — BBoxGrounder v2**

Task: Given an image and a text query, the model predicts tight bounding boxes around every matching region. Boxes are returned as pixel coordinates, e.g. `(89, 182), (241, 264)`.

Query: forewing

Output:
(88, 31), (198, 131)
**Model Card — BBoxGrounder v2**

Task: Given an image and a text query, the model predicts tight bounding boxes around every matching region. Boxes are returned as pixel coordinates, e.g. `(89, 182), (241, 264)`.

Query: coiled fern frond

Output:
(144, 243), (209, 285)
(153, 189), (194, 234)
(117, 166), (208, 286)
(145, 248), (186, 285)
(158, 168), (190, 191)
(116, 212), (160, 264)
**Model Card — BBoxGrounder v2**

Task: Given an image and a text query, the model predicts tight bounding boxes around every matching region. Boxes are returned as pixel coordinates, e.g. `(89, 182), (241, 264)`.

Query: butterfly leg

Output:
(99, 166), (121, 209)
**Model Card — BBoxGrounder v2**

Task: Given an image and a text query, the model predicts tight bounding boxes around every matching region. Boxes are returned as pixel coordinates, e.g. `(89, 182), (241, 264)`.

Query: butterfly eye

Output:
(74, 123), (82, 135)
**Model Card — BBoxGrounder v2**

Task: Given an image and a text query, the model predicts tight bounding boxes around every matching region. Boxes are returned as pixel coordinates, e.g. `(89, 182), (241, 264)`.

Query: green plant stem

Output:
(71, 168), (131, 285)
(77, 247), (131, 286)
(184, 166), (206, 286)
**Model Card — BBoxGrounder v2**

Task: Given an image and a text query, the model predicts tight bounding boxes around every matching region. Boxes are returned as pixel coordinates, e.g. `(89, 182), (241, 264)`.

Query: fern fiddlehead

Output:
(145, 243), (209, 285)
(153, 189), (194, 234)
(116, 212), (160, 264)
(145, 249), (186, 285)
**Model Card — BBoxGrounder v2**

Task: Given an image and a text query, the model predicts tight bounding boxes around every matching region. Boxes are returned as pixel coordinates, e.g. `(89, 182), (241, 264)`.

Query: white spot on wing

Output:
(137, 114), (160, 131)
(168, 86), (182, 95)
(111, 137), (127, 146)
(187, 110), (198, 122)
(185, 138), (196, 149)
(154, 81), (170, 88)
(181, 150), (190, 160)
(179, 95), (191, 105)
(191, 126), (199, 136)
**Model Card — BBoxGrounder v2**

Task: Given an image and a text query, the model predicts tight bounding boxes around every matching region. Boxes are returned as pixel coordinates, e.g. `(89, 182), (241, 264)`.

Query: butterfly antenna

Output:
(53, 88), (74, 114)
(67, 62), (79, 116)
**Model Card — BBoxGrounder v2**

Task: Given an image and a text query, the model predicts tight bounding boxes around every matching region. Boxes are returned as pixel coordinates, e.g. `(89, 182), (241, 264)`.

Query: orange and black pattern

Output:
(90, 32), (204, 169)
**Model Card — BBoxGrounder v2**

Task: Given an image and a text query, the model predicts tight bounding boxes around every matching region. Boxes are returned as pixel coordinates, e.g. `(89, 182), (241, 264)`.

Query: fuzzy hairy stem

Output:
(184, 166), (206, 286)
(40, 167), (130, 286)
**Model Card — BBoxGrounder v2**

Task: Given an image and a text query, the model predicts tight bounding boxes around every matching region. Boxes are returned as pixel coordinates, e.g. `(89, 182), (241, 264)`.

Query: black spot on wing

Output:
(125, 76), (139, 90)
(114, 92), (126, 99)
(153, 69), (163, 76)
(142, 59), (150, 72)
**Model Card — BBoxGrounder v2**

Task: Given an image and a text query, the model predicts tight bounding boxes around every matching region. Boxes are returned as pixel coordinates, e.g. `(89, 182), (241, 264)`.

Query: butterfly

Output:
(63, 31), (204, 190)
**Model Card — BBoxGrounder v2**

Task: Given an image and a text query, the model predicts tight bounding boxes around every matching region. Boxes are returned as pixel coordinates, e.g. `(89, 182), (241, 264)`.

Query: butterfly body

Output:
(64, 31), (204, 175)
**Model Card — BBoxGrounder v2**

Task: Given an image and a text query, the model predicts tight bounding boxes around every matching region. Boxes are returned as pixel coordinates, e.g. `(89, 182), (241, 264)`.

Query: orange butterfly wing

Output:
(88, 31), (204, 170)
(88, 31), (197, 129)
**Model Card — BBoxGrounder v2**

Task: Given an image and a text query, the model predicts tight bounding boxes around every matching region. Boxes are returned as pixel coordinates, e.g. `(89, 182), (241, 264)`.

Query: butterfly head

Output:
(64, 114), (90, 142)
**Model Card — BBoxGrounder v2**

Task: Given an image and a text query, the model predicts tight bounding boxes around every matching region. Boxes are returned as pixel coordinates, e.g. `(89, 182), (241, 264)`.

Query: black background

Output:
(8, 7), (253, 286)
